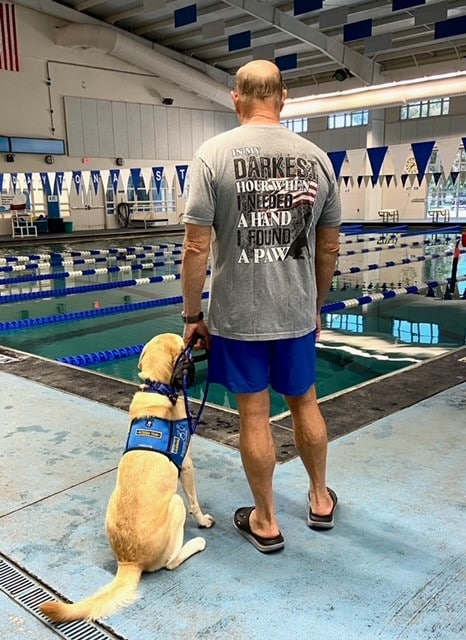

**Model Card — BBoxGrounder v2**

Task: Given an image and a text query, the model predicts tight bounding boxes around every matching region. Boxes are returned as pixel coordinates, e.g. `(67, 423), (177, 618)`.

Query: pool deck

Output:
(1, 343), (465, 640)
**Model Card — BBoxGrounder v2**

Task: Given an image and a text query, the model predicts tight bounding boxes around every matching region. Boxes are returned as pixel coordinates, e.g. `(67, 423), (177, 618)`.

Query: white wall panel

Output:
(154, 106), (169, 159)
(202, 111), (215, 141)
(167, 108), (181, 160)
(140, 104), (156, 158)
(112, 102), (129, 158)
(191, 110), (205, 153)
(179, 110), (193, 159)
(81, 99), (100, 157)
(96, 100), (115, 158)
(64, 96), (85, 157)
(126, 103), (143, 159)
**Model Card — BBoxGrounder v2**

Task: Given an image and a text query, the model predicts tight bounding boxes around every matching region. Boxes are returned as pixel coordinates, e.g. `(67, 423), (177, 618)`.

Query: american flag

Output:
(291, 180), (318, 208)
(0, 3), (19, 72)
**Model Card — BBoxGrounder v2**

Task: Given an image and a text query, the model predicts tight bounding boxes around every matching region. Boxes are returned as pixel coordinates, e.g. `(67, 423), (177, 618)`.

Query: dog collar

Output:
(142, 380), (179, 406)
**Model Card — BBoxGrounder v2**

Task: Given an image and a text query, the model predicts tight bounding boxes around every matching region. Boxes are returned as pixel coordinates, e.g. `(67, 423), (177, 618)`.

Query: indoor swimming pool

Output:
(1, 229), (465, 415)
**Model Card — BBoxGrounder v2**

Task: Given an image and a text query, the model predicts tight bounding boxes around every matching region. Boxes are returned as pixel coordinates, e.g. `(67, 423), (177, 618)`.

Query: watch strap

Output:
(182, 311), (204, 324)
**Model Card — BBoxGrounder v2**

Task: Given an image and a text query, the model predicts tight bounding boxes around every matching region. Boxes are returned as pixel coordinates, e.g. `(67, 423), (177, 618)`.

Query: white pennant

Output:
(436, 138), (461, 179)
(347, 149), (369, 177)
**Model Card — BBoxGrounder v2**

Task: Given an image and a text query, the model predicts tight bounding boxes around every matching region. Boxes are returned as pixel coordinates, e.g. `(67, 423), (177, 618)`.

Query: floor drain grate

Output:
(0, 555), (123, 640)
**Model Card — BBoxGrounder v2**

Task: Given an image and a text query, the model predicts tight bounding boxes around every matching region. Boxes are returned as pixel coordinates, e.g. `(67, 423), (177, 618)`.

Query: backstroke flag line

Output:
(0, 3), (20, 72)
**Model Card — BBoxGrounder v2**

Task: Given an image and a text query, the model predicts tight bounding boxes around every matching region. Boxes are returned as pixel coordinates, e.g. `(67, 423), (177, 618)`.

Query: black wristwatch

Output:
(181, 311), (204, 324)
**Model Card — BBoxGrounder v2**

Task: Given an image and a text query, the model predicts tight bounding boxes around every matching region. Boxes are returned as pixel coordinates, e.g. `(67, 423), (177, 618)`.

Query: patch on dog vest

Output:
(124, 417), (191, 470)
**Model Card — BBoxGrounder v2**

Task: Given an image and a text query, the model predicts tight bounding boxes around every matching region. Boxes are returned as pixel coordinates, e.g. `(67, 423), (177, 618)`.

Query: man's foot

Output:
(234, 507), (285, 553)
(307, 488), (338, 530)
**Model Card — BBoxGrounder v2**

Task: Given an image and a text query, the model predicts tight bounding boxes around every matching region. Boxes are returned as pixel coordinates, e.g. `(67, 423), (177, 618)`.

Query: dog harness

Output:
(123, 416), (191, 471)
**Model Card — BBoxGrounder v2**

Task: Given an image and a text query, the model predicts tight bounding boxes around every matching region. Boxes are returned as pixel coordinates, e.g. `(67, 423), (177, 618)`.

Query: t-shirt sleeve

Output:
(317, 159), (342, 228)
(182, 156), (216, 226)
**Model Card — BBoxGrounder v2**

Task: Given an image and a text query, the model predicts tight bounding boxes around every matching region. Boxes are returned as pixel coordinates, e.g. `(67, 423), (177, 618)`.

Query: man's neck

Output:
(240, 107), (281, 125)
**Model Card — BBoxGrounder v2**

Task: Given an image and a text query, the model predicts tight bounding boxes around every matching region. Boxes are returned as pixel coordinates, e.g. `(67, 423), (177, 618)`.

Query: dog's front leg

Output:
(180, 446), (215, 528)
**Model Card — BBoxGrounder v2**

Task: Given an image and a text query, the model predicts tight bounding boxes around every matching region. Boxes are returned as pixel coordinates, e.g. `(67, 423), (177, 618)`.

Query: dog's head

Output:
(138, 333), (186, 386)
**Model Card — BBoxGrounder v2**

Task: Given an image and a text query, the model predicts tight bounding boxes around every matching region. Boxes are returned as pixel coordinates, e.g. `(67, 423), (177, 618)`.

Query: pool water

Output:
(1, 232), (464, 415)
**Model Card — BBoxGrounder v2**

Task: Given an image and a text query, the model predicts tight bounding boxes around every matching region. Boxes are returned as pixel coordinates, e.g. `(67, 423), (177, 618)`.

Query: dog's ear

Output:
(138, 343), (148, 370)
(138, 334), (184, 383)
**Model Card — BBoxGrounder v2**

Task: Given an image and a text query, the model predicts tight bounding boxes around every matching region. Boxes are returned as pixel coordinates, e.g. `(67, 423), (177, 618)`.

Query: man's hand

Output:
(183, 320), (211, 350)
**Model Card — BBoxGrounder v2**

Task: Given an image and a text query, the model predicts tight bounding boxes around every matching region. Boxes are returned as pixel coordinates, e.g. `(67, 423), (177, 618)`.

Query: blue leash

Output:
(181, 343), (210, 434)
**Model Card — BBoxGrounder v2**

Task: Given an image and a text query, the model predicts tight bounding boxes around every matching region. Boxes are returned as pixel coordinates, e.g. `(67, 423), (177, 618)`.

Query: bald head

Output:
(235, 60), (284, 103)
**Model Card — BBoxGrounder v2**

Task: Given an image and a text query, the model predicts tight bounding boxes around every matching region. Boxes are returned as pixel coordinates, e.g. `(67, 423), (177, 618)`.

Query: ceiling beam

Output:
(222, 0), (383, 85)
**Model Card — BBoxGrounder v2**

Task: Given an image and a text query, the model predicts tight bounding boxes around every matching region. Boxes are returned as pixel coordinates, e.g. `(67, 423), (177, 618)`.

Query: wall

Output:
(0, 5), (237, 235)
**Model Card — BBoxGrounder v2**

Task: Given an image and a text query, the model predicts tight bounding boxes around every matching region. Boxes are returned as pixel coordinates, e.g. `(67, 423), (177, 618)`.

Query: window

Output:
(324, 313), (364, 333)
(400, 98), (449, 120)
(281, 117), (308, 133)
(327, 110), (369, 129)
(393, 320), (439, 344)
(426, 146), (466, 219)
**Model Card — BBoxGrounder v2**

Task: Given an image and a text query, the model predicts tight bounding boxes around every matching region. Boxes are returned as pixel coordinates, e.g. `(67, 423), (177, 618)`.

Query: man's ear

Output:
(231, 90), (240, 110)
(280, 88), (288, 111)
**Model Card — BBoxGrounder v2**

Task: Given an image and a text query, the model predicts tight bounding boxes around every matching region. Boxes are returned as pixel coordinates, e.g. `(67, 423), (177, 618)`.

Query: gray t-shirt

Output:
(183, 124), (341, 340)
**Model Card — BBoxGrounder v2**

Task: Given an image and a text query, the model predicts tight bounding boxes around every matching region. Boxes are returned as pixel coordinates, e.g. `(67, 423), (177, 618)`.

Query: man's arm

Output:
(315, 225), (340, 334)
(181, 223), (212, 344)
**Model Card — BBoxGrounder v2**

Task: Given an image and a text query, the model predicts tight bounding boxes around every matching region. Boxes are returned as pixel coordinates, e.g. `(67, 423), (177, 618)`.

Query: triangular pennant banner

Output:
(450, 171), (459, 185)
(411, 141), (435, 183)
(385, 175), (394, 187)
(54, 172), (65, 195)
(433, 172), (442, 186)
(72, 171), (83, 195)
(401, 174), (409, 187)
(91, 170), (101, 195)
(343, 176), (351, 187)
(327, 151), (347, 180)
(110, 169), (120, 194)
(10, 173), (18, 194)
(130, 168), (141, 190)
(357, 175), (364, 188)
(100, 170), (110, 195)
(347, 148), (368, 177)
(367, 146), (388, 183)
(152, 166), (164, 195)
(24, 173), (33, 192)
(436, 138), (461, 179)
(120, 168), (130, 193)
(40, 172), (52, 196)
(387, 144), (410, 180)
(176, 164), (189, 195)
(140, 167), (153, 192)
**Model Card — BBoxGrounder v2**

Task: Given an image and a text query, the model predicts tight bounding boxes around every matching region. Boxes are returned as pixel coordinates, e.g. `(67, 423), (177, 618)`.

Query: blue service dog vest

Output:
(123, 417), (191, 471)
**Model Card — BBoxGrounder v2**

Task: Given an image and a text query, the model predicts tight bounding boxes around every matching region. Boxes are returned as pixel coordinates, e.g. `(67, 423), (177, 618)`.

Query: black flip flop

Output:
(307, 487), (338, 529)
(233, 507), (285, 553)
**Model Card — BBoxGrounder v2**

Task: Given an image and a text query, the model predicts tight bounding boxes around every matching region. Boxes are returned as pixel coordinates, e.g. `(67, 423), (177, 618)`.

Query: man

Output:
(181, 60), (341, 553)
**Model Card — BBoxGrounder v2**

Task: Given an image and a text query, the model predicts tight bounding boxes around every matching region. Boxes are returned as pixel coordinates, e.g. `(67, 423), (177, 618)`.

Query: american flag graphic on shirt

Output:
(0, 3), (19, 72)
(291, 180), (318, 208)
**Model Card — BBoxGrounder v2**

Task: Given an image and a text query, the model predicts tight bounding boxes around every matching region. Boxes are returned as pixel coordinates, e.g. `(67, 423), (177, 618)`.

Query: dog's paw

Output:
(196, 513), (215, 529)
(192, 536), (207, 552)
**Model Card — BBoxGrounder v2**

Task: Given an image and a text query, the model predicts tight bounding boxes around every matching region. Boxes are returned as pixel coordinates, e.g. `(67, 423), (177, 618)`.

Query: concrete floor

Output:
(1, 349), (465, 640)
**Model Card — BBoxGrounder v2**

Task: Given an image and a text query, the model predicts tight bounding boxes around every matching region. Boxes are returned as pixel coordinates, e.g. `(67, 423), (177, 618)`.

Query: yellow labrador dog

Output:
(41, 333), (214, 623)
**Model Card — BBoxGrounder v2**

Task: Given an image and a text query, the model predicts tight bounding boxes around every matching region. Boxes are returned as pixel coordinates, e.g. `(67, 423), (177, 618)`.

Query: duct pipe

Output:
(281, 71), (466, 118)
(55, 24), (234, 111)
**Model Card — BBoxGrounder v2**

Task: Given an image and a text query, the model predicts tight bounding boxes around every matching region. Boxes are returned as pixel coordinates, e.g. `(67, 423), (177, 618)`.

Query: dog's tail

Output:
(40, 563), (142, 623)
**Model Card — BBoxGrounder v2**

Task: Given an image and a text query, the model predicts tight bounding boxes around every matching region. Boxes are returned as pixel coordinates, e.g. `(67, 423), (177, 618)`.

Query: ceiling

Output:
(25, 1), (466, 93)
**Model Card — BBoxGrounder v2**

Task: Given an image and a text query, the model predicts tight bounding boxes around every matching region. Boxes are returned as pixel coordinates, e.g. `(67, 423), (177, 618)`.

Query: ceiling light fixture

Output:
(281, 70), (466, 118)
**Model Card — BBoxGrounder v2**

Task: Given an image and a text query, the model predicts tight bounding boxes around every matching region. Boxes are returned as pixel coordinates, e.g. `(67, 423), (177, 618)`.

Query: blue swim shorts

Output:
(207, 331), (317, 396)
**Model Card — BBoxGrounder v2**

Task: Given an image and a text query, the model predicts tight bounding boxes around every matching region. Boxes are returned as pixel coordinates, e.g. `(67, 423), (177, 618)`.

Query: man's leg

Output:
(285, 386), (334, 517)
(236, 390), (280, 539)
